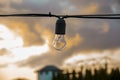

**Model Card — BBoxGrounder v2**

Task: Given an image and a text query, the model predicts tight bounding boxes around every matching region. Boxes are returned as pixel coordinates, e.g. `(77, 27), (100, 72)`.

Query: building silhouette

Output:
(35, 65), (61, 80)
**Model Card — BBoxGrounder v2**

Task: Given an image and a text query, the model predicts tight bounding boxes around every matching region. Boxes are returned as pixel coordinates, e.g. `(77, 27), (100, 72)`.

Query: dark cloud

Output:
(0, 0), (119, 14)
(75, 20), (120, 51)
(111, 0), (120, 13)
(16, 53), (62, 68)
(9, 0), (63, 14)
(16, 47), (78, 68)
(0, 3), (4, 8)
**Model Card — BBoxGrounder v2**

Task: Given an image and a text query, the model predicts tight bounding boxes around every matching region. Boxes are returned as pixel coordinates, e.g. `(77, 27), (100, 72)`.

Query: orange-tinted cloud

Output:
(80, 3), (99, 14)
(0, 19), (46, 46)
(66, 33), (83, 49)
(34, 23), (53, 42)
(0, 0), (120, 72)
(0, 48), (9, 56)
(100, 22), (110, 33)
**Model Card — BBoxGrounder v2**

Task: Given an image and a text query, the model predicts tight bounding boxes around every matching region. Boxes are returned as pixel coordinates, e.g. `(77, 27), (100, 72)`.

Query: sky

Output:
(0, 0), (120, 80)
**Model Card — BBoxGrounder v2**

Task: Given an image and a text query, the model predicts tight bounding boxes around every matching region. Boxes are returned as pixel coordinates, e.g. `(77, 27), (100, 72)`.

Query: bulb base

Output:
(55, 18), (66, 34)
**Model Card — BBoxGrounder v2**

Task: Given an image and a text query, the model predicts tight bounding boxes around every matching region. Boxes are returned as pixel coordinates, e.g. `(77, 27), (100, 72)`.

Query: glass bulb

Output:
(53, 34), (66, 50)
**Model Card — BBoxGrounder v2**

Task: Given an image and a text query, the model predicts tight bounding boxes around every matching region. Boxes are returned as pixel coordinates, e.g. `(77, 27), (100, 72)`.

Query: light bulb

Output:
(53, 34), (66, 50)
(53, 18), (66, 50)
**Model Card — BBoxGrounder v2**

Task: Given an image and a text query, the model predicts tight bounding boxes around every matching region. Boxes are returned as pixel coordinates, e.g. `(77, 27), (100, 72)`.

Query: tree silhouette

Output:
(51, 63), (120, 80)
(65, 70), (70, 80)
(71, 70), (77, 80)
(77, 70), (84, 80)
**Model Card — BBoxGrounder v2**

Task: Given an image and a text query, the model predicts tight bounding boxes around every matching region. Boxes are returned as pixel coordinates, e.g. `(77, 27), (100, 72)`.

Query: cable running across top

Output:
(0, 12), (120, 19)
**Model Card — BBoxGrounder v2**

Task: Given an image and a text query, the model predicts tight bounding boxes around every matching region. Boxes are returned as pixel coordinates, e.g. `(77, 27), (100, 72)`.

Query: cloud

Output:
(80, 3), (99, 14)
(0, 0), (22, 3)
(0, 1), (120, 80)
(111, 0), (120, 13)
(0, 0), (26, 13)
(0, 22), (49, 68)
(66, 33), (83, 49)
(0, 0), (119, 14)
(0, 65), (35, 80)
(0, 20), (46, 46)
(0, 63), (8, 68)
(0, 0), (23, 6)
(8, 0), (63, 14)
(64, 48), (120, 68)
(0, 48), (9, 56)
(7, 0), (120, 69)
(0, 71), (5, 80)
(15, 33), (84, 68)
(0, 0), (120, 70)
(0, 23), (24, 49)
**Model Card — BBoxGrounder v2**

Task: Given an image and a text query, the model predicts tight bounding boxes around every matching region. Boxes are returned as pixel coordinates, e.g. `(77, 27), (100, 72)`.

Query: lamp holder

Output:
(55, 18), (66, 35)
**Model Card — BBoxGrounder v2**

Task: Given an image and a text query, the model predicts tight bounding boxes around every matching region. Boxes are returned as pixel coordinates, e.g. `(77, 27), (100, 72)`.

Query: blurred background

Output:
(0, 0), (120, 80)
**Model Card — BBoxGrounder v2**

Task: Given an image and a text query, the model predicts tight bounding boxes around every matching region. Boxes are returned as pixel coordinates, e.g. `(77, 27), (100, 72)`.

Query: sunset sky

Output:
(0, 0), (120, 80)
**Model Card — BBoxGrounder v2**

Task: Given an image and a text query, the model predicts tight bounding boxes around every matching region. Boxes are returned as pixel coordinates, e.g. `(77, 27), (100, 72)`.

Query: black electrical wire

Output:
(0, 12), (120, 19)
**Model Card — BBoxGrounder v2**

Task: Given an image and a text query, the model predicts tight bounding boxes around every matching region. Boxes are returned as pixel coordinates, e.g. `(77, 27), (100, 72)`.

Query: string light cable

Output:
(0, 12), (120, 50)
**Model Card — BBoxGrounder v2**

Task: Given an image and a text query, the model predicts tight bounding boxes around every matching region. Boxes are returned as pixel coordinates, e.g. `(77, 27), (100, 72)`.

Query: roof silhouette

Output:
(36, 65), (61, 73)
